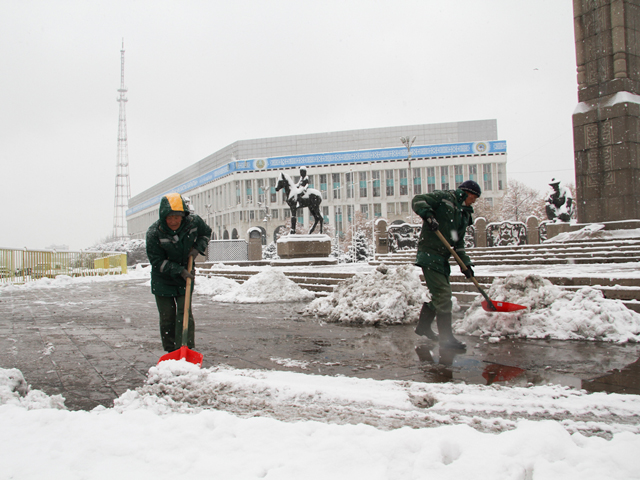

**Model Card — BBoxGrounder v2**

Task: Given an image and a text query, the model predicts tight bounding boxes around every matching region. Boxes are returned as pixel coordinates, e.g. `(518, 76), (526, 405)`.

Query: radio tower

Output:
(112, 39), (131, 241)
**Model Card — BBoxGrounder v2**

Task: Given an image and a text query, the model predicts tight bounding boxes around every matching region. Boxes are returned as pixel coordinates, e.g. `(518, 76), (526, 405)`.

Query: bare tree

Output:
(473, 197), (500, 223)
(499, 179), (545, 222)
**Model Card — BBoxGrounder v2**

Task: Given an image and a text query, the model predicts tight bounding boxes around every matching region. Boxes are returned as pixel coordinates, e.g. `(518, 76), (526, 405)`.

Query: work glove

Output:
(188, 248), (200, 259)
(462, 265), (474, 279)
(424, 216), (439, 232)
(180, 268), (195, 281)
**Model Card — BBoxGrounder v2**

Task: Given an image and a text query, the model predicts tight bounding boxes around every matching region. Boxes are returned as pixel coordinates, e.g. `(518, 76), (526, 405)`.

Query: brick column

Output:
(572, 0), (640, 222)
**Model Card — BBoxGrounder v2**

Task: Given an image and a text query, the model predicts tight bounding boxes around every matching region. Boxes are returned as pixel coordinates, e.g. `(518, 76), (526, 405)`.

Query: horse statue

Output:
(275, 172), (324, 234)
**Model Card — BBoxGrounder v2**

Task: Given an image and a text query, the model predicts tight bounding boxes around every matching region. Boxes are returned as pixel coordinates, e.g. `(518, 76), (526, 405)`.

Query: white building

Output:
(127, 120), (507, 244)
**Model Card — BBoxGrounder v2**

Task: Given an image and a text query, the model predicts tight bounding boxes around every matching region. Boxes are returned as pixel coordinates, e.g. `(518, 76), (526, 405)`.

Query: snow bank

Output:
(0, 264), (151, 291)
(0, 368), (66, 410)
(2, 364), (640, 479)
(545, 223), (640, 243)
(458, 274), (640, 343)
(304, 264), (430, 324)
(194, 275), (240, 296)
(201, 267), (316, 303)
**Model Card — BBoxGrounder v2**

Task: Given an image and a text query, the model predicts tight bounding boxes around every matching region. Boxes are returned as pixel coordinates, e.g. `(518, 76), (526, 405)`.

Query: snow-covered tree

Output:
(262, 242), (279, 260)
(345, 230), (371, 263)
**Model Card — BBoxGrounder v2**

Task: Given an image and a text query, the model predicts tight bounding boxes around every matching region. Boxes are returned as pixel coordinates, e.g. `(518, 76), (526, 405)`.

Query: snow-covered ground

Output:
(1, 359), (639, 479)
(2, 239), (640, 478)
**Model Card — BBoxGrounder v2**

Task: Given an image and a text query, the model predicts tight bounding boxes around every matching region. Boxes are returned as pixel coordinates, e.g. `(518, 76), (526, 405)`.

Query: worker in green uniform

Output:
(146, 193), (212, 352)
(411, 180), (481, 350)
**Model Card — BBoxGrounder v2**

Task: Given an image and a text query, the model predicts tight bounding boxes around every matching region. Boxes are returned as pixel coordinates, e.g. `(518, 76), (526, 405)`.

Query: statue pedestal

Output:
(276, 234), (331, 259)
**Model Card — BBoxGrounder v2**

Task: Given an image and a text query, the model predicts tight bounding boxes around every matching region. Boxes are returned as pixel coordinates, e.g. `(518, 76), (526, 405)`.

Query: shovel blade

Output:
(158, 346), (203, 366)
(482, 300), (527, 312)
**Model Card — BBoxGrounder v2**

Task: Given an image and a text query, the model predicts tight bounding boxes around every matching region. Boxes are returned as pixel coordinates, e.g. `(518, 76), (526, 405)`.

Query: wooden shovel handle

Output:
(434, 230), (497, 311)
(181, 255), (194, 347)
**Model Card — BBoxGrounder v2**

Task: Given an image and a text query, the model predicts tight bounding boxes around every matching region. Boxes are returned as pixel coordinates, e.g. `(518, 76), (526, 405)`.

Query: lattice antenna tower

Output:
(112, 39), (131, 240)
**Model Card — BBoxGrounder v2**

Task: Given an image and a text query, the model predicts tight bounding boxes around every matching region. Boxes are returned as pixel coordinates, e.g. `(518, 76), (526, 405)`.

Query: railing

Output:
(0, 248), (127, 284)
(486, 221), (527, 247)
(383, 216), (560, 253)
(387, 223), (477, 253)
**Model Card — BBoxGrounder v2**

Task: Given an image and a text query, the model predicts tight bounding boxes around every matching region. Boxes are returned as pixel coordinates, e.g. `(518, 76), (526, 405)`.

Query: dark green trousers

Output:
(420, 267), (453, 314)
(155, 295), (195, 352)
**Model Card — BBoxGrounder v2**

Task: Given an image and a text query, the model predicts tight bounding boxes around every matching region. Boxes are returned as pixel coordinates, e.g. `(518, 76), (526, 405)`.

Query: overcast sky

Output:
(1, 0), (578, 250)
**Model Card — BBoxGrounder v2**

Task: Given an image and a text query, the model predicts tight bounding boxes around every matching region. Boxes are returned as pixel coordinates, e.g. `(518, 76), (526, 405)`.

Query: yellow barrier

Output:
(0, 248), (128, 284)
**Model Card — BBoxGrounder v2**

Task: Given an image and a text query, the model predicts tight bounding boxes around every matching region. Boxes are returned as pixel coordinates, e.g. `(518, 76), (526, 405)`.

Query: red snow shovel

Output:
(158, 256), (203, 366)
(434, 230), (527, 313)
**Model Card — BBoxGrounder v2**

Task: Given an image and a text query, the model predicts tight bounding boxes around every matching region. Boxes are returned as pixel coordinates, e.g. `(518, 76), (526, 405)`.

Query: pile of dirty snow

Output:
(458, 274), (640, 343)
(197, 267), (315, 303)
(304, 264), (430, 324)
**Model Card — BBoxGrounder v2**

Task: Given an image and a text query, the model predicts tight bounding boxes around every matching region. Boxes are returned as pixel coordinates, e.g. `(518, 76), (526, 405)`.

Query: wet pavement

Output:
(1, 277), (639, 411)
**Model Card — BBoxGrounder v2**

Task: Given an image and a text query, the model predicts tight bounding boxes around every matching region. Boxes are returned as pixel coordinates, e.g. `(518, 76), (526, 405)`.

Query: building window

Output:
(454, 165), (463, 188)
(387, 202), (396, 215)
(374, 203), (382, 217)
(385, 170), (394, 196)
(427, 167), (436, 193)
(332, 173), (341, 200)
(440, 166), (449, 190)
(269, 177), (277, 203)
(468, 164), (478, 182)
(322, 206), (329, 223)
(413, 168), (422, 195)
(319, 174), (328, 200)
(399, 169), (408, 196)
(245, 179), (253, 203)
(360, 204), (369, 219)
(257, 179), (265, 204)
(497, 163), (505, 190)
(235, 181), (241, 205)
(307, 175), (314, 189)
(334, 206), (343, 236)
(283, 209), (291, 219)
(271, 208), (279, 219)
(359, 171), (368, 198)
(347, 205), (355, 223)
(372, 171), (381, 197)
(249, 210), (255, 221)
(400, 202), (409, 214)
(483, 164), (493, 191)
(346, 172), (355, 199)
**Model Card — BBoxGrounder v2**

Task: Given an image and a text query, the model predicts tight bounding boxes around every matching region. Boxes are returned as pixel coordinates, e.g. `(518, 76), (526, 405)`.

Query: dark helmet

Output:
(300, 167), (307, 175)
(459, 180), (481, 197)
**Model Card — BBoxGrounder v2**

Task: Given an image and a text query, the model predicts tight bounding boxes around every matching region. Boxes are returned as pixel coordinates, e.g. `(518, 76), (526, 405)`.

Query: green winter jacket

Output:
(411, 189), (474, 276)
(146, 193), (212, 297)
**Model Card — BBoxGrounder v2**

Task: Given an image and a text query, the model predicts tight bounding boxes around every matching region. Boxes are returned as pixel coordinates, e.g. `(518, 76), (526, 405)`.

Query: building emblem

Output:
(255, 158), (267, 170)
(474, 142), (488, 153)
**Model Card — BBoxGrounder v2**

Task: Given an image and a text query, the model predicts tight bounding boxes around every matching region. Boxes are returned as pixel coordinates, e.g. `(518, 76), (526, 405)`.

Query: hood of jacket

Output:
(159, 193), (190, 231)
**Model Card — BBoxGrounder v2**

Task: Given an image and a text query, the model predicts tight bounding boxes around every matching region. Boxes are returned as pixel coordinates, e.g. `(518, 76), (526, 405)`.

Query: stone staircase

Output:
(199, 237), (640, 313)
(372, 238), (640, 266)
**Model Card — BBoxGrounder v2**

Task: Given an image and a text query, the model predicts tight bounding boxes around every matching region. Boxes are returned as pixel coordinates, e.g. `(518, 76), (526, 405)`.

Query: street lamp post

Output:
(400, 136), (417, 224)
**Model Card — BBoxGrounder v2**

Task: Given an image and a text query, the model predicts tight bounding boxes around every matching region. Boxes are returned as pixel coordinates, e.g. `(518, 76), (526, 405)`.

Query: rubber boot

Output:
(415, 303), (438, 340)
(436, 312), (466, 350)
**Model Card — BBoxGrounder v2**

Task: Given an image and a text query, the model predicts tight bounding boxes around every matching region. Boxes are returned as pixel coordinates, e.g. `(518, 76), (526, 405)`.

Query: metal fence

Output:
(0, 248), (127, 284)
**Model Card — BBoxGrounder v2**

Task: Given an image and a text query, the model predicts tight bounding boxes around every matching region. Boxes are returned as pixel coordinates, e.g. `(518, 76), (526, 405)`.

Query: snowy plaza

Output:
(1, 238), (640, 479)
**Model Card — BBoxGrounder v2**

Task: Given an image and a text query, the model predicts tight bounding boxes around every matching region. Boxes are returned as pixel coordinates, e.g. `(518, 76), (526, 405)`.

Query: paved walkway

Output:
(1, 278), (639, 410)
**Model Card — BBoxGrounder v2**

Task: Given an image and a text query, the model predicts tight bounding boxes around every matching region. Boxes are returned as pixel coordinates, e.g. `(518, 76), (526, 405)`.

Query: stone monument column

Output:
(572, 0), (640, 222)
